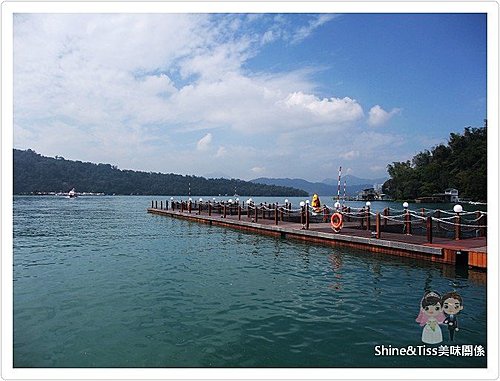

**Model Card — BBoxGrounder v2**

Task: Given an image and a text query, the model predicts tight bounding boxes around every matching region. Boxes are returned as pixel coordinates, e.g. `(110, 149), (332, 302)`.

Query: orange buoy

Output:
(331, 212), (343, 232)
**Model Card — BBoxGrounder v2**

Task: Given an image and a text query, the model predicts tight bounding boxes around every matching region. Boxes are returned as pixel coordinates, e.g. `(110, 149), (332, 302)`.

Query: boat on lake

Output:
(68, 188), (77, 198)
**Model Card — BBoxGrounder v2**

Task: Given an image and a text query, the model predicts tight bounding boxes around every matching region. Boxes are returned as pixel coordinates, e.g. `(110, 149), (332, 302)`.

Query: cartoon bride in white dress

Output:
(415, 291), (445, 344)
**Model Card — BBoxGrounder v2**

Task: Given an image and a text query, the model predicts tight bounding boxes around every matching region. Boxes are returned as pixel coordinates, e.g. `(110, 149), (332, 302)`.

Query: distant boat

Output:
(68, 188), (77, 198)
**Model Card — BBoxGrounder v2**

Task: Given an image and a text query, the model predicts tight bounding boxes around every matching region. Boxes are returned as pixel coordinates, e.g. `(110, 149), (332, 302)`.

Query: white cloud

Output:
(339, 150), (360, 160)
(215, 146), (227, 157)
(367, 105), (401, 127)
(196, 133), (213, 151)
(12, 13), (403, 180)
(251, 166), (266, 174)
(291, 14), (339, 44)
(282, 92), (364, 124)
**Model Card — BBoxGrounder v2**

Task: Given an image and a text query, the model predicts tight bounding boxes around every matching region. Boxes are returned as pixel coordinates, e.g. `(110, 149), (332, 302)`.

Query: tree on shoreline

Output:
(13, 149), (308, 197)
(383, 123), (487, 202)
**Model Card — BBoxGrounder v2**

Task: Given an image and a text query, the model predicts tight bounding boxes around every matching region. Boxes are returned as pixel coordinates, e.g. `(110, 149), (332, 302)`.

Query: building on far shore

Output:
(415, 188), (459, 203)
(357, 186), (392, 201)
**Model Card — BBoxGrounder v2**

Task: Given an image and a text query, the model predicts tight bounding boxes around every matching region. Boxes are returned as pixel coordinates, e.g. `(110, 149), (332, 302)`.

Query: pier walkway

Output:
(147, 200), (487, 270)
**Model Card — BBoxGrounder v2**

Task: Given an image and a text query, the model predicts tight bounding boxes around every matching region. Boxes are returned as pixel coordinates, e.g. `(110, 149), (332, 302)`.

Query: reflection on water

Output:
(13, 196), (486, 367)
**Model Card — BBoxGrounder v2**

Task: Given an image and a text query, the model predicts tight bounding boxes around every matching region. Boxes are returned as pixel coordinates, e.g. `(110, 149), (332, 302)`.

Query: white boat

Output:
(68, 188), (77, 198)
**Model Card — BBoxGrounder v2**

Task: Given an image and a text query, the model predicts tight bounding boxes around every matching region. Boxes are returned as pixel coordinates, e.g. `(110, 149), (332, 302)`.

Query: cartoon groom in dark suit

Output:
(441, 291), (464, 341)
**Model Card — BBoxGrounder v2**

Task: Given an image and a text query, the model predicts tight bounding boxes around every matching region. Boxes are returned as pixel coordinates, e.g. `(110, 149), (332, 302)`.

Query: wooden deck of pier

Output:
(147, 207), (487, 269)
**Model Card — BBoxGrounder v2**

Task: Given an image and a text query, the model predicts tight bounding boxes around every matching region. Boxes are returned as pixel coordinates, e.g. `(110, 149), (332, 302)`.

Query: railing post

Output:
(255, 204), (258, 222)
(274, 204), (278, 225)
(305, 205), (310, 230)
(151, 200), (154, 209)
(405, 210), (411, 235)
(208, 202), (212, 216)
(435, 210), (441, 232)
(366, 206), (371, 231)
(188, 201), (192, 214)
(375, 212), (381, 239)
(181, 201), (184, 213)
(223, 203), (227, 218)
(454, 214), (461, 240)
(300, 206), (305, 226)
(160, 200), (163, 210)
(198, 202), (202, 215)
(347, 207), (351, 222)
(383, 208), (388, 227)
(280, 206), (284, 222)
(477, 211), (486, 237)
(238, 204), (241, 220)
(155, 200), (158, 209)
(426, 216), (433, 243)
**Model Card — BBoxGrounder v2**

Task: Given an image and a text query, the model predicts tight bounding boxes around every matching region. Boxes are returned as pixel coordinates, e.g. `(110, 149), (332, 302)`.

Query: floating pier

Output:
(147, 200), (487, 269)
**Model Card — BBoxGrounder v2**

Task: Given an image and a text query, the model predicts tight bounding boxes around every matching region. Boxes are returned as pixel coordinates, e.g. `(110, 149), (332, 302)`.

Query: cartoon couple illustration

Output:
(416, 291), (464, 344)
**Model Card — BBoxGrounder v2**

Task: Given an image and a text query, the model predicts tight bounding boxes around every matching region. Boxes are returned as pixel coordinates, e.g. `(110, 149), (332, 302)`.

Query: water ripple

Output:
(13, 196), (487, 368)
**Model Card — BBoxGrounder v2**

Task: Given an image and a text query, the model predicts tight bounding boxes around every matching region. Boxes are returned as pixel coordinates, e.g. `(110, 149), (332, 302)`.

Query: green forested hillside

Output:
(382, 125), (487, 202)
(13, 149), (308, 196)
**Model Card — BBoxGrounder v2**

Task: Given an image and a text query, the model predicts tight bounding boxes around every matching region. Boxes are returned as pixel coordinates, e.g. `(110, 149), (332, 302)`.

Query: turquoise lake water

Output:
(13, 196), (487, 367)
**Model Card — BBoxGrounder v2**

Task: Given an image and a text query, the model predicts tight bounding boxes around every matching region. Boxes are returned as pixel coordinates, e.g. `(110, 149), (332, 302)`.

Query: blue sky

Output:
(13, 13), (487, 182)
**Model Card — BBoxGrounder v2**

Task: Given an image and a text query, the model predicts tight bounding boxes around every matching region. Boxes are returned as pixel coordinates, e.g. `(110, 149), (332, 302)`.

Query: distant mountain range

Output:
(321, 175), (388, 187)
(251, 175), (388, 196)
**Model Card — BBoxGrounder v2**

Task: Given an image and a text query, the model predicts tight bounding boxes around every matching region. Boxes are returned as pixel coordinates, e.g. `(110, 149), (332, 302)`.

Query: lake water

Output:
(13, 196), (487, 367)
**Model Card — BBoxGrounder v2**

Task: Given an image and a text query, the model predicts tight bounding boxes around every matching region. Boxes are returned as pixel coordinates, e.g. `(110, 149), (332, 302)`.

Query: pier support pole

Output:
(151, 200), (154, 209)
(160, 201), (163, 210)
(155, 200), (158, 209)
(426, 216), (433, 243)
